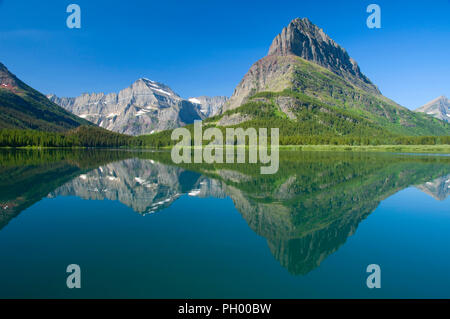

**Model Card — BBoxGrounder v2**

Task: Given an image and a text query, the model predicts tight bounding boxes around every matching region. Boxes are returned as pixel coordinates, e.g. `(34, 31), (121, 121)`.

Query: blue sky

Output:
(0, 0), (449, 109)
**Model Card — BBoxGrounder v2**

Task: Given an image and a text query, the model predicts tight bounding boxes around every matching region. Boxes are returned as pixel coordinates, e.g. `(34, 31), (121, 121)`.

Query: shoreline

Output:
(1, 144), (449, 154)
(278, 144), (450, 154)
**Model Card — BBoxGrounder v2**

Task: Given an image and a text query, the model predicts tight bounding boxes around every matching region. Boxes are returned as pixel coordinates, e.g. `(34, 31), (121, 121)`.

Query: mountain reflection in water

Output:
(1, 149), (449, 275)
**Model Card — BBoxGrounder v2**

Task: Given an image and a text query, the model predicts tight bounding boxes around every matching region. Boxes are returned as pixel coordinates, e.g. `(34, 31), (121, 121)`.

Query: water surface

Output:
(0, 149), (449, 298)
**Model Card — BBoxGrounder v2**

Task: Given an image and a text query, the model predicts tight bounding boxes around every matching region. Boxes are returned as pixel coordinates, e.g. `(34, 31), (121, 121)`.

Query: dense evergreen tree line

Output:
(0, 126), (132, 148)
(278, 135), (450, 146)
(1, 126), (449, 148)
(133, 132), (450, 148)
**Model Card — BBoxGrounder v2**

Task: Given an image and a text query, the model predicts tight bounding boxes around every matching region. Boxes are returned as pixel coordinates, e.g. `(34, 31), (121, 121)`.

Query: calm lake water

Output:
(0, 149), (449, 298)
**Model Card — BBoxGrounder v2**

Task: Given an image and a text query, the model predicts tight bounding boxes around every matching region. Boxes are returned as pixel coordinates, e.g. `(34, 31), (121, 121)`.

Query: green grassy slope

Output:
(288, 57), (449, 136)
(207, 90), (389, 137)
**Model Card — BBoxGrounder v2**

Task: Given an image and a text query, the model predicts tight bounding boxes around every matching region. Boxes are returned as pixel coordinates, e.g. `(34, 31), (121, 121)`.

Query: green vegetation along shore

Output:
(1, 126), (449, 154)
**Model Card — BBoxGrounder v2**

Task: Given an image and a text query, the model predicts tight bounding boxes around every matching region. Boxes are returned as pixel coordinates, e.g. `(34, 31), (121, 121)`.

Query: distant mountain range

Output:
(48, 80), (228, 135)
(214, 17), (449, 137)
(0, 62), (90, 131)
(415, 96), (450, 123)
(1, 17), (449, 140)
(0, 60), (228, 136)
(48, 79), (213, 136)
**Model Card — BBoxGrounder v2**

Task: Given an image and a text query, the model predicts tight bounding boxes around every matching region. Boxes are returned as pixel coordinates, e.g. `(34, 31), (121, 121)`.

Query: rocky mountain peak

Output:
(132, 78), (181, 99)
(268, 18), (336, 56)
(415, 95), (450, 122)
(267, 17), (379, 94)
(221, 17), (382, 112)
(434, 95), (448, 103)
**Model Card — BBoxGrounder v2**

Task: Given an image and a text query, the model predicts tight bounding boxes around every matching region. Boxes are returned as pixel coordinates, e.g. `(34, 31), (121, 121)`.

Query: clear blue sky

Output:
(0, 0), (449, 109)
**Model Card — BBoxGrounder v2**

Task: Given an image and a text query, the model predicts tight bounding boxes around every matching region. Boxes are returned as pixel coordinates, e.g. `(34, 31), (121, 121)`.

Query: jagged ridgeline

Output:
(2, 150), (449, 274)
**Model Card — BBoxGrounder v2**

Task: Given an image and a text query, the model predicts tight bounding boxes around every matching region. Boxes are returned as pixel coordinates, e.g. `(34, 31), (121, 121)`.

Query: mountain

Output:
(415, 174), (450, 201)
(217, 18), (449, 137)
(415, 96), (450, 123)
(188, 96), (228, 117)
(0, 62), (91, 131)
(4, 150), (448, 274)
(48, 78), (205, 136)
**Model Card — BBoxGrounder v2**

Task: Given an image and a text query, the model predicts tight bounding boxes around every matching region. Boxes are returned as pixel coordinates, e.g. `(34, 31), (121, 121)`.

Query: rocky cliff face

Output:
(188, 96), (228, 117)
(415, 96), (450, 123)
(222, 17), (380, 112)
(48, 78), (205, 135)
(268, 18), (378, 93)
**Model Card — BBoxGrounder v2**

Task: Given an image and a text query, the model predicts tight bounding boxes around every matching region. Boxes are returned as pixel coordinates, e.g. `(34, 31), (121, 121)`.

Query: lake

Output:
(0, 149), (449, 298)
